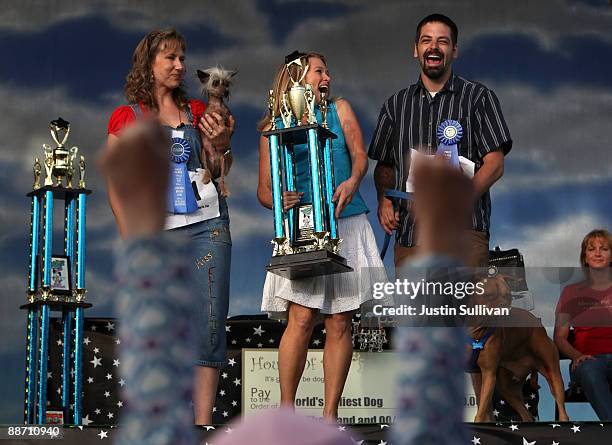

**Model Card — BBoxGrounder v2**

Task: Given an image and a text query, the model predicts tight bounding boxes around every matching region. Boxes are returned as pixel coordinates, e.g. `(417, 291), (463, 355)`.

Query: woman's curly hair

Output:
(125, 29), (188, 110)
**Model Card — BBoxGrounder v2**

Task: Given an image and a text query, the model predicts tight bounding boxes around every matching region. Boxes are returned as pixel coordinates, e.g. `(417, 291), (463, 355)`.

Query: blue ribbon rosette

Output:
(167, 137), (198, 214)
(436, 119), (463, 169)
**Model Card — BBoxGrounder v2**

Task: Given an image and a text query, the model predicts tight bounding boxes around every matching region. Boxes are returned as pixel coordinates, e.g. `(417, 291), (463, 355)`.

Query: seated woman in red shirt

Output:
(554, 229), (612, 420)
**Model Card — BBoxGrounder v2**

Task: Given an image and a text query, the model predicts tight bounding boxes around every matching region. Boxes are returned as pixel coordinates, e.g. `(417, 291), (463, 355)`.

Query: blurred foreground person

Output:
(209, 408), (353, 445)
(393, 157), (473, 445)
(100, 119), (197, 445)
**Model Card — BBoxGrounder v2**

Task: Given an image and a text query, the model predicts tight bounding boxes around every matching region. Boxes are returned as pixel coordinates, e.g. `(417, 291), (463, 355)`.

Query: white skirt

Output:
(261, 213), (388, 320)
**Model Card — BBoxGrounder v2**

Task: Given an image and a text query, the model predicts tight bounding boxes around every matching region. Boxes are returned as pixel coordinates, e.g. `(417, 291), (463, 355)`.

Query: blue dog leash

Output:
(380, 189), (412, 259)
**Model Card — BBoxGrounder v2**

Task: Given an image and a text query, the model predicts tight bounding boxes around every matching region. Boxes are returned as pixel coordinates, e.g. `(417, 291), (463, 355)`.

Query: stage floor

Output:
(1, 422), (609, 444)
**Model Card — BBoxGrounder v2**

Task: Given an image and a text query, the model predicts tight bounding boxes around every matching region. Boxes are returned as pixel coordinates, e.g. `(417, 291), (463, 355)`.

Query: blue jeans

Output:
(571, 354), (612, 420)
(169, 198), (231, 368)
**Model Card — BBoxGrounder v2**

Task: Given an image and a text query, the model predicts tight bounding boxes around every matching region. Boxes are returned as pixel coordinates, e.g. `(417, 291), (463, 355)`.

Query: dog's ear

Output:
(229, 70), (238, 78)
(197, 70), (210, 83)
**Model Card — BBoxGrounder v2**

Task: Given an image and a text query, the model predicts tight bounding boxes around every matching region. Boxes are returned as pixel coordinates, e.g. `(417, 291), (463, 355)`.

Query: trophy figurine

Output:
(320, 89), (329, 129)
(65, 147), (79, 188)
(304, 84), (317, 125)
(78, 155), (86, 188)
(267, 90), (277, 131)
(43, 145), (54, 186)
(33, 158), (42, 190)
(260, 51), (351, 279)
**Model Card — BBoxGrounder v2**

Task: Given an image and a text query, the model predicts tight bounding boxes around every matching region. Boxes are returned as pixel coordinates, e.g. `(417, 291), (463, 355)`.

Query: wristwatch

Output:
(222, 147), (232, 158)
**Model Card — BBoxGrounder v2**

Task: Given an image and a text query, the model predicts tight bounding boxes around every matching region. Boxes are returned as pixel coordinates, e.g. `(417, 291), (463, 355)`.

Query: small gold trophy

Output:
(285, 51), (309, 125)
(41, 118), (79, 187)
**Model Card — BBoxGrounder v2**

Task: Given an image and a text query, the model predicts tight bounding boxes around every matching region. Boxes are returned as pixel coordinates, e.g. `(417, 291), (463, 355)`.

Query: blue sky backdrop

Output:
(0, 0), (611, 423)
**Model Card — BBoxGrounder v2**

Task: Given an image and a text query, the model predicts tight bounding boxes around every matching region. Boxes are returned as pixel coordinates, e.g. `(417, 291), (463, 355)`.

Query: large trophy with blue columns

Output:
(262, 52), (352, 279)
(22, 118), (91, 424)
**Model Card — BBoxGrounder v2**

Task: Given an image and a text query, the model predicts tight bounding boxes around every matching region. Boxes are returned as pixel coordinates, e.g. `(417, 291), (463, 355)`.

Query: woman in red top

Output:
(106, 28), (234, 425)
(554, 229), (612, 420)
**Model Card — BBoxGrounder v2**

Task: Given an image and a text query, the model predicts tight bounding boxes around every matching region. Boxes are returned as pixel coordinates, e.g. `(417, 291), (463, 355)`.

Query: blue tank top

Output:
(291, 101), (368, 218)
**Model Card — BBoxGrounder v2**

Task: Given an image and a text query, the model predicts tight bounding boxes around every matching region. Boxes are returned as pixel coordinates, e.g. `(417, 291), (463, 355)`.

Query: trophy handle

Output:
(50, 125), (70, 148)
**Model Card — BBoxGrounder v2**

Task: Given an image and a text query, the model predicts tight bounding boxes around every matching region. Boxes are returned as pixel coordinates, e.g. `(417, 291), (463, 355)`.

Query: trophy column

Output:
(22, 118), (92, 425)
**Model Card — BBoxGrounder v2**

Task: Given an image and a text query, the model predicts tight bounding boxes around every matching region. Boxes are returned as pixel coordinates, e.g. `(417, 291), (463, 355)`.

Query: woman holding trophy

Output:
(106, 28), (234, 425)
(257, 51), (385, 420)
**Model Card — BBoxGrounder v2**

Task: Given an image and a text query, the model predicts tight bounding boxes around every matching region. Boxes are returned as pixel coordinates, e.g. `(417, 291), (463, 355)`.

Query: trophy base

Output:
(266, 249), (353, 279)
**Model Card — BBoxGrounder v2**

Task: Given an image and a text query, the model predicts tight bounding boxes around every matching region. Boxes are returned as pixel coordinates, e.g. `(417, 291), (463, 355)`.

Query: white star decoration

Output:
(550, 424), (560, 429)
(83, 337), (91, 345)
(552, 441), (559, 445)
(377, 441), (387, 445)
(106, 373), (113, 380)
(222, 411), (229, 417)
(233, 378), (241, 386)
(493, 409), (499, 417)
(471, 437), (481, 445)
(509, 424), (519, 431)
(93, 347), (100, 354)
(113, 359), (120, 367)
(253, 325), (265, 336)
(571, 425), (580, 433)
(107, 412), (114, 419)
(219, 390), (226, 396)
(225, 325), (231, 332)
(119, 379), (126, 387)
(90, 356), (102, 368)
(522, 438), (535, 445)
(313, 339), (321, 346)
(117, 401), (123, 407)
(95, 408), (101, 415)
(106, 322), (115, 331)
(104, 391), (110, 398)
(115, 339), (121, 345)
(87, 377), (94, 383)
(228, 358), (236, 366)
(530, 393), (536, 399)
(221, 372), (228, 379)
(82, 415), (92, 426)
(98, 430), (108, 439)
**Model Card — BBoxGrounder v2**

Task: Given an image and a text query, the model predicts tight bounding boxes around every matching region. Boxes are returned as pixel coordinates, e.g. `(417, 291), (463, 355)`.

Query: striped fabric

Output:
(368, 74), (512, 247)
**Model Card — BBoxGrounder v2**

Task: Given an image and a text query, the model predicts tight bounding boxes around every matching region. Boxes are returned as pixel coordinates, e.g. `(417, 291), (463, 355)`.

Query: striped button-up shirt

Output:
(368, 74), (512, 247)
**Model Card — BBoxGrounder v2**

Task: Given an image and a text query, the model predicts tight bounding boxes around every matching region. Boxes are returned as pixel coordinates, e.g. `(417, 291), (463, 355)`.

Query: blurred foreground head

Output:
(210, 408), (354, 445)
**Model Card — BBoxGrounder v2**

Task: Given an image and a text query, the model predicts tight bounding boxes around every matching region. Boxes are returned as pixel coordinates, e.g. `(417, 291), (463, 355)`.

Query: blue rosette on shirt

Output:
(436, 119), (462, 169)
(167, 137), (198, 214)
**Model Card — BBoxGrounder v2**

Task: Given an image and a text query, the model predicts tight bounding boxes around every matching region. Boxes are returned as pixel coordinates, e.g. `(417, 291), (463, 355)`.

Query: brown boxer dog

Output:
(466, 275), (569, 422)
